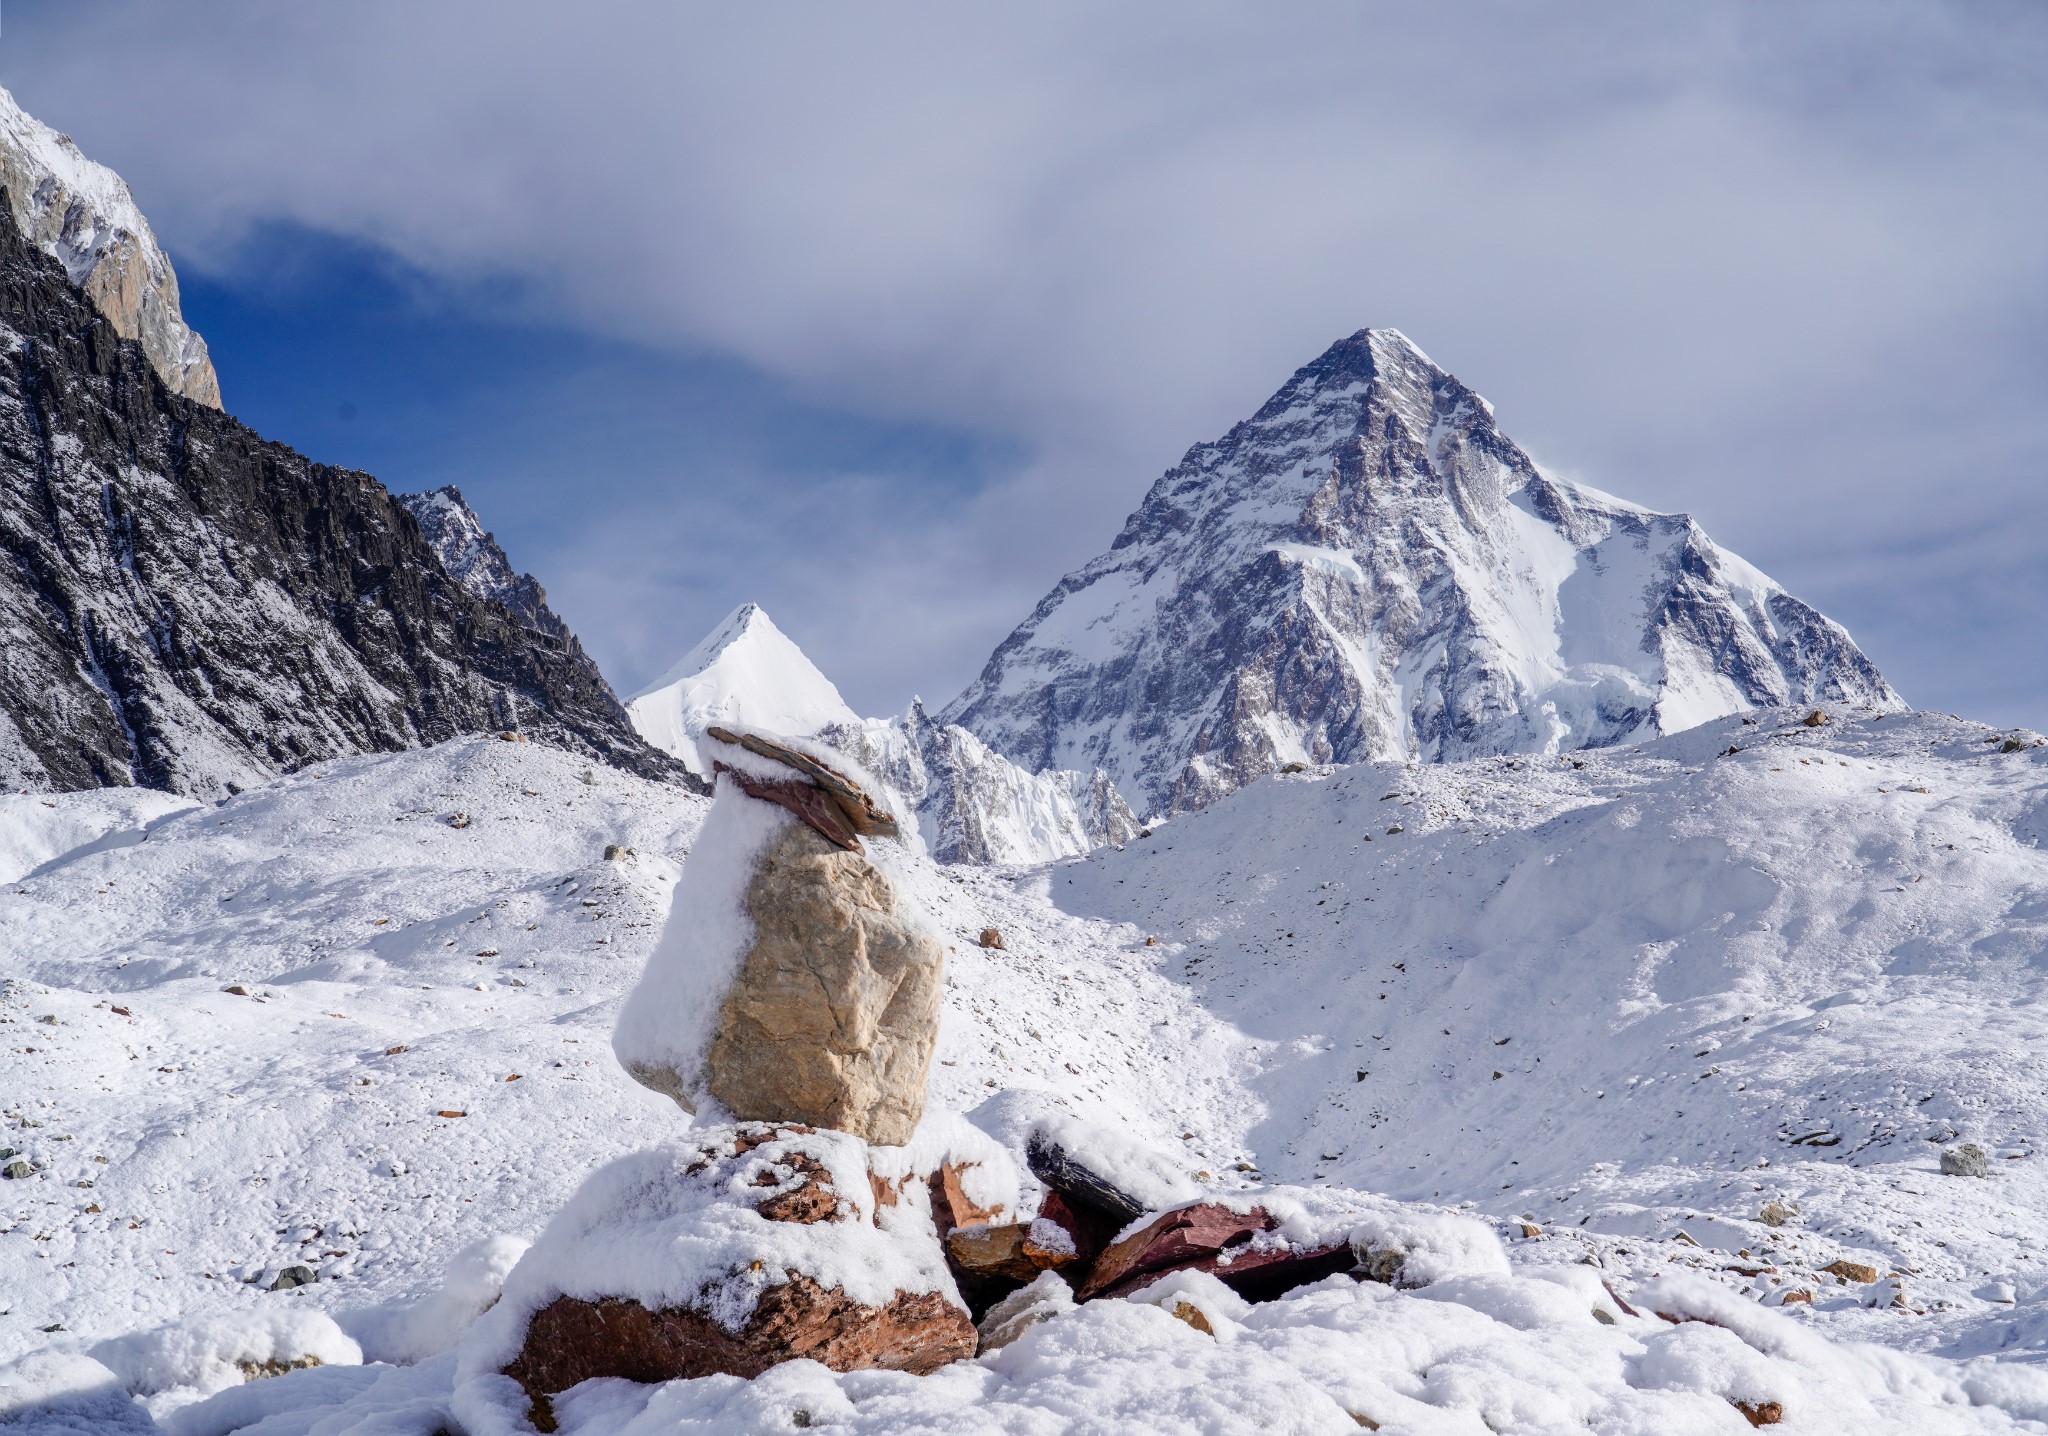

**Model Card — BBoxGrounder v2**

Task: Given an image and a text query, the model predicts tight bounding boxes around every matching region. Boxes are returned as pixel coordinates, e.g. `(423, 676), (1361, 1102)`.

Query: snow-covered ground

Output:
(5, 709), (2048, 1432)
(1059, 708), (2048, 1357)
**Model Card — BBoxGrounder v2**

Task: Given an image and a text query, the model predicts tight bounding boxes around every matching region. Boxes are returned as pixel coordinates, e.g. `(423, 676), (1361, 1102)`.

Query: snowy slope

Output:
(7, 718), (2048, 1429)
(0, 84), (218, 406)
(0, 737), (1244, 1368)
(626, 604), (859, 775)
(946, 329), (1900, 817)
(8, 720), (2048, 1431)
(1059, 708), (2048, 1354)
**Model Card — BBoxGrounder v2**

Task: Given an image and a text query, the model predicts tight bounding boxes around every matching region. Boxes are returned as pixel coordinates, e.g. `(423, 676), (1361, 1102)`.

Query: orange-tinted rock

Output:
(929, 1160), (1006, 1237)
(751, 1151), (842, 1224)
(1736, 1400), (1784, 1427)
(505, 1283), (975, 1427)
(946, 1220), (1080, 1283)
(947, 1223), (1040, 1282)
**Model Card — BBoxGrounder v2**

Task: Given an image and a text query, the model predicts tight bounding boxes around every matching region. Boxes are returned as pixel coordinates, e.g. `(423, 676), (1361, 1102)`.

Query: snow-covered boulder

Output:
(455, 1126), (975, 1434)
(612, 731), (943, 1144)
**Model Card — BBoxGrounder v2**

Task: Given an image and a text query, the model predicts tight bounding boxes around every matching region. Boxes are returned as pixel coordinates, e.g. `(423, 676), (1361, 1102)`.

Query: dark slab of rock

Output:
(1025, 1129), (1149, 1225)
(706, 726), (899, 839)
(715, 761), (866, 851)
(1030, 1188), (1124, 1271)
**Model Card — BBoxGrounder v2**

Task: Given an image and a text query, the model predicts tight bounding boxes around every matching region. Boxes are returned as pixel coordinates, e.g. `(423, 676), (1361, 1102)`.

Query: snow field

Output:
(5, 712), (2048, 1431)
(1060, 708), (2048, 1355)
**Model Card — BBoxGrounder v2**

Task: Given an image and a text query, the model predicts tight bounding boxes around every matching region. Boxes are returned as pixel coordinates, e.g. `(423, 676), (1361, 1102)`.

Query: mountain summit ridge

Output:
(944, 328), (1899, 815)
(0, 84), (219, 406)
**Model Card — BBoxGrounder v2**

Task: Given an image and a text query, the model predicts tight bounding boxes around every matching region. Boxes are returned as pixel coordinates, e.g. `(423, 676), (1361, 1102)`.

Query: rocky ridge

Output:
(945, 328), (1901, 816)
(0, 191), (676, 796)
(0, 84), (218, 407)
(396, 486), (577, 645)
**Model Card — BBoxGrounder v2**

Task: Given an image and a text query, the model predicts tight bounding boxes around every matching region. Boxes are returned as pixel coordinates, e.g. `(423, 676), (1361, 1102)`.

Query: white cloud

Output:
(7, 1), (2044, 721)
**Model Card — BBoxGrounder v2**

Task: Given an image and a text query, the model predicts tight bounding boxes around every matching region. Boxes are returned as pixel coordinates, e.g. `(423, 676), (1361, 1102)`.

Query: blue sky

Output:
(160, 224), (1022, 710)
(4, 2), (2043, 724)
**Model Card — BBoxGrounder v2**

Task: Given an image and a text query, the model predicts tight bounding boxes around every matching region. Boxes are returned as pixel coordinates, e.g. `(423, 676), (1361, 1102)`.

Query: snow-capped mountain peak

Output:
(0, 84), (219, 406)
(626, 604), (859, 774)
(945, 327), (1900, 816)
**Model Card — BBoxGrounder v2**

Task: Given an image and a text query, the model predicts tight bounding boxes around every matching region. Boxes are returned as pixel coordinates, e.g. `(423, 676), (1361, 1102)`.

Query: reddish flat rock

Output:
(1078, 1202), (1358, 1302)
(506, 1282), (974, 1430)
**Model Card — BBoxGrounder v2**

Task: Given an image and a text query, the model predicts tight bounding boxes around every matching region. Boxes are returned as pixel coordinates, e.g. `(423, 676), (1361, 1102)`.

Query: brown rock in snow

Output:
(929, 1159), (1007, 1236)
(946, 1223), (1040, 1282)
(979, 927), (1005, 949)
(501, 1124), (974, 1428)
(507, 1283), (973, 1430)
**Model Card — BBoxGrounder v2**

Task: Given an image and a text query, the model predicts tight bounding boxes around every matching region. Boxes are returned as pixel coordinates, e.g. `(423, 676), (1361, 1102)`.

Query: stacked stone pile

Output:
(466, 727), (1406, 1432)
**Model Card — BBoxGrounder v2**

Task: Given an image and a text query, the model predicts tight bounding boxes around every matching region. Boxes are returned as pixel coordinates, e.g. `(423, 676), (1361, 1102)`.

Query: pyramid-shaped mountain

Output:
(945, 329), (1899, 816)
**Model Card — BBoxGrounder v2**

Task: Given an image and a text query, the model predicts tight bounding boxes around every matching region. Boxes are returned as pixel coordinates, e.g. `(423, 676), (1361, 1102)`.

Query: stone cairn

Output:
(488, 726), (1378, 1431)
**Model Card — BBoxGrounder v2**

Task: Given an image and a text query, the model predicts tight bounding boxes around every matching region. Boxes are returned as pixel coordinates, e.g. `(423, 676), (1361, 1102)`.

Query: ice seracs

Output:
(944, 327), (1901, 815)
(631, 606), (1140, 865)
(819, 703), (1140, 866)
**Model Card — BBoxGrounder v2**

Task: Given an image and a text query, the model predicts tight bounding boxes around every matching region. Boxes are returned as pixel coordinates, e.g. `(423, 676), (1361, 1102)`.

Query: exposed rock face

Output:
(0, 192), (678, 797)
(0, 86), (218, 406)
(395, 486), (575, 644)
(704, 817), (943, 1145)
(944, 328), (1902, 816)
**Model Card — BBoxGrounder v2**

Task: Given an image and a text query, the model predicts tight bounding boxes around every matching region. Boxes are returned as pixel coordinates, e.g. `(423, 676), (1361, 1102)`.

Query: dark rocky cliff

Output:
(0, 191), (683, 796)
